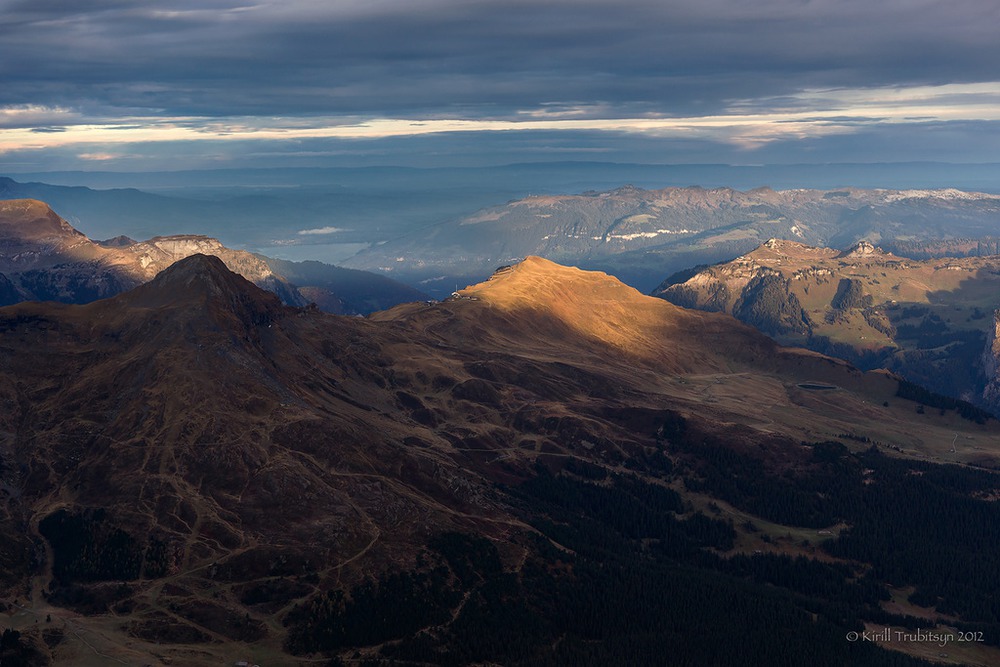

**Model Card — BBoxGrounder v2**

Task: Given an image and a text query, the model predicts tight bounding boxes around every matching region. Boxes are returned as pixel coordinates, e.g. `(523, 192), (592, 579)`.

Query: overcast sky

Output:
(2, 0), (999, 172)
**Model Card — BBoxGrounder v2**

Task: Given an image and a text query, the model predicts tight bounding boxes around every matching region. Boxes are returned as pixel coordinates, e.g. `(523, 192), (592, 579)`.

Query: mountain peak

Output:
(117, 253), (284, 325)
(151, 251), (237, 283)
(836, 240), (885, 258)
(762, 238), (792, 250)
(0, 198), (87, 243)
(0, 199), (104, 274)
(96, 235), (138, 248)
(467, 255), (634, 305)
(143, 252), (264, 296)
(453, 255), (712, 364)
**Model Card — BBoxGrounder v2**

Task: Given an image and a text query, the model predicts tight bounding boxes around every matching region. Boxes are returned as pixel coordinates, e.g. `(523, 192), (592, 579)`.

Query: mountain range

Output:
(8, 173), (1000, 302)
(342, 185), (1000, 296)
(654, 238), (1000, 414)
(3, 249), (1000, 665)
(0, 199), (425, 314)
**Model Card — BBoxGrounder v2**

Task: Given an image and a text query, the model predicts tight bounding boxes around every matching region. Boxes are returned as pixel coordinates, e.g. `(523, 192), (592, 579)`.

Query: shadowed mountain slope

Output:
(2, 255), (999, 665)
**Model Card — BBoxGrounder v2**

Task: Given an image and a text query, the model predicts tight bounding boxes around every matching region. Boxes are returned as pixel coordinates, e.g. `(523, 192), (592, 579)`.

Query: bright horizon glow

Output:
(3, 82), (999, 161)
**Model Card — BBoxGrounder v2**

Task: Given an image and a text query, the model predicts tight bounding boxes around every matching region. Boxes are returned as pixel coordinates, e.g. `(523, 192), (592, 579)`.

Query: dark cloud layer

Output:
(2, 0), (998, 119)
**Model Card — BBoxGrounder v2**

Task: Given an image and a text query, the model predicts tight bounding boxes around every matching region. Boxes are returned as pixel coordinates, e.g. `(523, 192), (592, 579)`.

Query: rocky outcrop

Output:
(836, 240), (884, 259)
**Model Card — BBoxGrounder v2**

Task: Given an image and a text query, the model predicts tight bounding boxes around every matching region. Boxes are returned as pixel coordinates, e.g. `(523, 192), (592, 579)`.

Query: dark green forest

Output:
(280, 425), (1000, 666)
